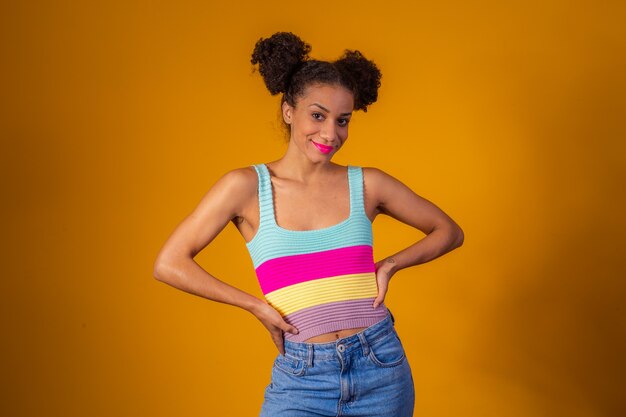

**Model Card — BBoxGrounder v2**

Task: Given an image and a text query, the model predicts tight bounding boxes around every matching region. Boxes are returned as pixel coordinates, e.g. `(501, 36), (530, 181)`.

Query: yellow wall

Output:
(2, 1), (625, 416)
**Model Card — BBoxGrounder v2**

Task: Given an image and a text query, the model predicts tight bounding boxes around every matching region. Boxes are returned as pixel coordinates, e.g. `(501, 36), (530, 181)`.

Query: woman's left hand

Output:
(372, 257), (397, 308)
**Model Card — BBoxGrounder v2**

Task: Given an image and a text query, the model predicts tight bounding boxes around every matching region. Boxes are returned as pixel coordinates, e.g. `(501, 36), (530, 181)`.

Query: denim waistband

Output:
(282, 308), (396, 362)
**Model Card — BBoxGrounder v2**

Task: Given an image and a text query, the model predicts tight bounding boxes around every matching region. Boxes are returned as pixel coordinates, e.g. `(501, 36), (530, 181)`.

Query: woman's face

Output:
(282, 83), (354, 161)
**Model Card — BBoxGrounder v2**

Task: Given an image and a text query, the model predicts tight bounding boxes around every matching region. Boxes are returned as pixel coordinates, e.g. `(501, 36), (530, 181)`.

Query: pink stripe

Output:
(256, 245), (375, 294)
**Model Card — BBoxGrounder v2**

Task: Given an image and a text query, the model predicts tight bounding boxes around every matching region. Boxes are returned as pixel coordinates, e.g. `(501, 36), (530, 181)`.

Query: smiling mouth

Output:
(311, 140), (334, 154)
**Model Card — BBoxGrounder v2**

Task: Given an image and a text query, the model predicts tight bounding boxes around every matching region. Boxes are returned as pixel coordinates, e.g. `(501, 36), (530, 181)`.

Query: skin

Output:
(153, 83), (464, 355)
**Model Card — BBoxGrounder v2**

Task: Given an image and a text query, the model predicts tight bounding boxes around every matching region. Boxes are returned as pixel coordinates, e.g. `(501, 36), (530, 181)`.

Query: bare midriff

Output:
(303, 327), (369, 343)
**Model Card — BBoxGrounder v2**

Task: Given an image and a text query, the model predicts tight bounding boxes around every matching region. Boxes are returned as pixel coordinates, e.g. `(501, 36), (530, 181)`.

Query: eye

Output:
(338, 118), (350, 127)
(312, 112), (324, 120)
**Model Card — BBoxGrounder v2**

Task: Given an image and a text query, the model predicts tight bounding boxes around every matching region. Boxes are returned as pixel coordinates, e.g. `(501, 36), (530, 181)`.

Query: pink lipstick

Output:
(312, 140), (334, 154)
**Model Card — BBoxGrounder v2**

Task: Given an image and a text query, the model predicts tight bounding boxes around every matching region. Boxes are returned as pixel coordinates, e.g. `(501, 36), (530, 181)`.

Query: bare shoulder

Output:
(361, 166), (393, 185)
(361, 166), (404, 200)
(362, 165), (424, 213)
(207, 165), (258, 216)
(359, 166), (402, 217)
(362, 165), (461, 235)
(216, 165), (258, 194)
(154, 165), (260, 262)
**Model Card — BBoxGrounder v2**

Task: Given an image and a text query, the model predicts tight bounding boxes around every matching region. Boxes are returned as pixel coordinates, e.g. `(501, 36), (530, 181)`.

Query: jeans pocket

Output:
(367, 329), (406, 368)
(273, 353), (307, 377)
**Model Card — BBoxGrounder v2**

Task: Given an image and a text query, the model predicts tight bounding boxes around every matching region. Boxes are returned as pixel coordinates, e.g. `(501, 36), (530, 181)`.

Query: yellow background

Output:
(2, 1), (625, 416)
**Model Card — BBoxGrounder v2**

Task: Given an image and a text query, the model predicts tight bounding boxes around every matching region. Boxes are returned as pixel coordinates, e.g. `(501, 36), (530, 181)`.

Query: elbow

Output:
(438, 221), (463, 250)
(452, 224), (464, 248)
(153, 247), (193, 283)
(153, 261), (168, 282)
(153, 255), (178, 282)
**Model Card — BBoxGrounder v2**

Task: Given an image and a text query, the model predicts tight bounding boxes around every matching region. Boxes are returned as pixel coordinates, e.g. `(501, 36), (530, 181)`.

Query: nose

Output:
(319, 120), (338, 143)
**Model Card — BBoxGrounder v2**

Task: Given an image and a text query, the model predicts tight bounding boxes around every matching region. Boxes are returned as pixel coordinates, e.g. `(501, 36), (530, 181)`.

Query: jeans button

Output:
(337, 344), (345, 352)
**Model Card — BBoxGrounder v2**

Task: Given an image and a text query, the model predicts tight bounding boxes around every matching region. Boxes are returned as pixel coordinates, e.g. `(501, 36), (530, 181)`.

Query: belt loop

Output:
(357, 332), (370, 357)
(307, 343), (313, 367)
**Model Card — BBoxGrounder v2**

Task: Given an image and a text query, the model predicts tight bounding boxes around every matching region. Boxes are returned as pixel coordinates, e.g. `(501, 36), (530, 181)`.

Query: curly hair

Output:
(251, 32), (382, 113)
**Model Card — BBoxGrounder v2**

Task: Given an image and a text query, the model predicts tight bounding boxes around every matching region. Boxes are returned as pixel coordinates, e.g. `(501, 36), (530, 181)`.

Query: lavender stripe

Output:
(283, 299), (389, 342)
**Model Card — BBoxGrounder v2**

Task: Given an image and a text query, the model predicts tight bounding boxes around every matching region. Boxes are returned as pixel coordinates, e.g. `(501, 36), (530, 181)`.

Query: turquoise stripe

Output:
(245, 164), (373, 269)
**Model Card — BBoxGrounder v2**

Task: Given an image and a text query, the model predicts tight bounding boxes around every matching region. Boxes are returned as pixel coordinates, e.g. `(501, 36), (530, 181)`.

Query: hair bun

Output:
(334, 50), (382, 112)
(251, 32), (311, 95)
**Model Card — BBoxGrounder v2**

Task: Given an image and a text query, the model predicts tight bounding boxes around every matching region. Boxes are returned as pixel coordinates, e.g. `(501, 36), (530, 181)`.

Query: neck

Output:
(270, 140), (338, 183)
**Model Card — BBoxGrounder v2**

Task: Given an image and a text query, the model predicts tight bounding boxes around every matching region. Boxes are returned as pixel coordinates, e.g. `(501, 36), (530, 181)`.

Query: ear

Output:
(281, 101), (293, 124)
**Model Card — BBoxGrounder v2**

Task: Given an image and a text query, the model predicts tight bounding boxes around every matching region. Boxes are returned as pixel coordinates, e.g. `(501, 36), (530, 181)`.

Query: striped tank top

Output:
(245, 163), (388, 342)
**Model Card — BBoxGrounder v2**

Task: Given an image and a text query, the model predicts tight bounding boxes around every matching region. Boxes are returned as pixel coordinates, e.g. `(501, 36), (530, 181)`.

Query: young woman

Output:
(154, 31), (464, 417)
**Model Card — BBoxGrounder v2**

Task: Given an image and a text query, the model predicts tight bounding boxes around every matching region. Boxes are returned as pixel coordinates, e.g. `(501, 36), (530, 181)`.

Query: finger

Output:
(372, 285), (388, 308)
(272, 333), (285, 355)
(279, 320), (299, 335)
(286, 325), (299, 335)
(373, 293), (379, 308)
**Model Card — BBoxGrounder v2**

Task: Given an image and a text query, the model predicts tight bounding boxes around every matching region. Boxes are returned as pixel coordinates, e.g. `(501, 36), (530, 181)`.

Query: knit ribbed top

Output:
(245, 163), (388, 342)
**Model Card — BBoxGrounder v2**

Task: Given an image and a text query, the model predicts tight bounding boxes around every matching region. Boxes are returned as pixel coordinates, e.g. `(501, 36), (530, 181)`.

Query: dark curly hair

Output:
(251, 32), (382, 114)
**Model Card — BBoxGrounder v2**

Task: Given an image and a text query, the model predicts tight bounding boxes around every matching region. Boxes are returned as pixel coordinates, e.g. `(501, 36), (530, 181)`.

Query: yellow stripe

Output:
(265, 273), (379, 316)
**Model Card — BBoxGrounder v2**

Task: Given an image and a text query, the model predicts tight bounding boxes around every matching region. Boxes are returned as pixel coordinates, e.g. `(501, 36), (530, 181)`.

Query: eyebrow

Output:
(309, 103), (352, 117)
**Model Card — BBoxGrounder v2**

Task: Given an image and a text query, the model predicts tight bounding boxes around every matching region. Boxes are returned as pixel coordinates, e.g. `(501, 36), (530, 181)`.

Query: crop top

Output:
(245, 163), (389, 342)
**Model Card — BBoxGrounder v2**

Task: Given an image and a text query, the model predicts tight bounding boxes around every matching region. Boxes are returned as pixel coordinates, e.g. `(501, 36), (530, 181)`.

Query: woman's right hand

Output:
(253, 301), (299, 355)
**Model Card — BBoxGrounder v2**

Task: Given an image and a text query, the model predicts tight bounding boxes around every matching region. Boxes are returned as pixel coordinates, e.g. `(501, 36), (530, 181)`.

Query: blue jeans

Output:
(260, 309), (415, 416)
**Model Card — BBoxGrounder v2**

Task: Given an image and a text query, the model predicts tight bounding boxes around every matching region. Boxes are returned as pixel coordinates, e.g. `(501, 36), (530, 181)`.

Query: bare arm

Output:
(365, 167), (464, 307)
(153, 168), (298, 353)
